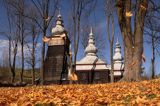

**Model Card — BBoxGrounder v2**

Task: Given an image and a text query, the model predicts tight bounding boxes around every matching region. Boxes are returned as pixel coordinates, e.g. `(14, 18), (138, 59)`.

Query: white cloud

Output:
(0, 39), (41, 68)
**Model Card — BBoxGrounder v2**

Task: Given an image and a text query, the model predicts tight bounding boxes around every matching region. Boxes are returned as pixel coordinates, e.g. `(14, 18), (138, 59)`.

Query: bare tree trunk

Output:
(108, 16), (115, 83)
(4, 0), (23, 83)
(5, 2), (16, 83)
(32, 64), (35, 84)
(30, 0), (58, 85)
(41, 15), (47, 84)
(151, 35), (155, 79)
(41, 33), (45, 84)
(7, 0), (26, 83)
(20, 20), (25, 82)
(20, 0), (25, 83)
(11, 42), (18, 83)
(110, 43), (114, 82)
(20, 37), (24, 82)
(106, 9), (115, 83)
(11, 68), (16, 83)
(41, 10), (48, 84)
(8, 39), (15, 83)
(73, 17), (80, 70)
(73, 3), (77, 68)
(32, 29), (36, 85)
(32, 51), (35, 84)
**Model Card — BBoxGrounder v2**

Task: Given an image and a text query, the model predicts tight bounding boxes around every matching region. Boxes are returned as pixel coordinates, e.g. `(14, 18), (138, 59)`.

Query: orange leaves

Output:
(125, 11), (133, 17)
(140, 4), (147, 10)
(68, 73), (78, 81)
(0, 79), (159, 105)
(135, 96), (148, 103)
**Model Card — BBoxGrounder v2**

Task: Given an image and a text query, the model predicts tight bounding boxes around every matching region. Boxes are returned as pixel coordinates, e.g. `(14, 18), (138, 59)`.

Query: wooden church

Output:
(43, 12), (124, 84)
(76, 28), (110, 84)
(76, 28), (124, 84)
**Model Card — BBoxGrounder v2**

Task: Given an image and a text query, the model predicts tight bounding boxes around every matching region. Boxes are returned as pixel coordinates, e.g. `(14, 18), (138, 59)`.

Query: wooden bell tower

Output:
(43, 13), (70, 84)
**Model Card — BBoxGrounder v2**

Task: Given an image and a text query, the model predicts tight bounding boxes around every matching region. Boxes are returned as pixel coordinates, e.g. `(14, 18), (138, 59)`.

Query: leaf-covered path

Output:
(0, 79), (160, 106)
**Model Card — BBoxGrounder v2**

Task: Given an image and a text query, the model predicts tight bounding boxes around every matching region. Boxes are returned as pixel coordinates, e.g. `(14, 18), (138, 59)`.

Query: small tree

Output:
(25, 7), (40, 84)
(3, 0), (20, 83)
(144, 11), (160, 79)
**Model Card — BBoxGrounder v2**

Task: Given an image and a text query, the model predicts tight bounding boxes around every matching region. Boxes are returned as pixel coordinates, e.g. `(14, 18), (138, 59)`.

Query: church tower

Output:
(44, 12), (70, 84)
(76, 28), (109, 84)
(113, 38), (124, 81)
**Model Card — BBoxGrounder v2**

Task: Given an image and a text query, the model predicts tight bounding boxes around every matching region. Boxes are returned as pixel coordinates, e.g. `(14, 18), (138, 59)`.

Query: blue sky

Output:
(0, 0), (159, 76)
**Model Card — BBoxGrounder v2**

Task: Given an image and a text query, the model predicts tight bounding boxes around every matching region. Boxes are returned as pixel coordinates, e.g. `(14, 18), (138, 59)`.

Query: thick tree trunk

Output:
(117, 0), (148, 81)
(122, 46), (142, 81)
(120, 29), (144, 81)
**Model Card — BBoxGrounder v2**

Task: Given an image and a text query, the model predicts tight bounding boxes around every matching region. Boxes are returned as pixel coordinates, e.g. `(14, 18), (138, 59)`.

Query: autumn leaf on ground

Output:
(0, 79), (159, 106)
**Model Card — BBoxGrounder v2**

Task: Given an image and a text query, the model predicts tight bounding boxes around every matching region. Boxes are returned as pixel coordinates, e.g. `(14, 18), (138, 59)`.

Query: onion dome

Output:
(85, 28), (98, 56)
(113, 38), (123, 61)
(76, 27), (105, 64)
(51, 11), (65, 35)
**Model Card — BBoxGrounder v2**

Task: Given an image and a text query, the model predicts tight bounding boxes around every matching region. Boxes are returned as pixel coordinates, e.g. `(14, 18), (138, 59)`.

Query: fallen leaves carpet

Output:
(0, 79), (160, 106)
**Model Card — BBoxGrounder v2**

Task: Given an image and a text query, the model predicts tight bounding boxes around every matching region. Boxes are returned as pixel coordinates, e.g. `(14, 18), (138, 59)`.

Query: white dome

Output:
(113, 52), (122, 60)
(51, 25), (65, 35)
(113, 39), (123, 61)
(85, 28), (97, 55)
(77, 27), (106, 65)
(51, 13), (65, 35)
(113, 38), (124, 70)
(85, 44), (97, 55)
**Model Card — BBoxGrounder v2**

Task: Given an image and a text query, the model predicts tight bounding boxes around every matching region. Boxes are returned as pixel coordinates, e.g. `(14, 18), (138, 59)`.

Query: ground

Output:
(0, 79), (160, 106)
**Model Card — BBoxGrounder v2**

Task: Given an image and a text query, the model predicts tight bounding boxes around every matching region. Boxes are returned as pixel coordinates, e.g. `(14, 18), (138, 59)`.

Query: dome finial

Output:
(57, 8), (61, 18)
(113, 39), (123, 61)
(116, 38), (120, 45)
(116, 38), (119, 43)
(90, 27), (93, 34)
(89, 27), (93, 36)
(51, 8), (65, 35)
